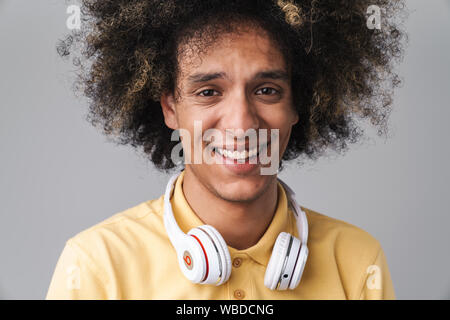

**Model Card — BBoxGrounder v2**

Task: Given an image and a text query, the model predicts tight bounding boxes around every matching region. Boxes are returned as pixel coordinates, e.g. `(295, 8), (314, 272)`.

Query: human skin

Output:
(160, 24), (299, 250)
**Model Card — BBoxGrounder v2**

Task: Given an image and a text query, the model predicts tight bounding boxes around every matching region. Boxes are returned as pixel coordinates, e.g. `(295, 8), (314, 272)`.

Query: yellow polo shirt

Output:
(46, 170), (395, 299)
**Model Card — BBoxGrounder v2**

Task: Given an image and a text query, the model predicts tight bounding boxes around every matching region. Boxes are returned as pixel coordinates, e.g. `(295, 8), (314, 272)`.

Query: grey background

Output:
(0, 0), (449, 299)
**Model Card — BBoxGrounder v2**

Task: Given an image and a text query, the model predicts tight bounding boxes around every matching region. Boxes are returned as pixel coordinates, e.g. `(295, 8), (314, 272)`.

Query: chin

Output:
(211, 173), (274, 203)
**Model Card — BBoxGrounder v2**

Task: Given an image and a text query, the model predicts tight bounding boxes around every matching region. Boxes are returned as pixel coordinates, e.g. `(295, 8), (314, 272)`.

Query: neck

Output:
(182, 168), (279, 250)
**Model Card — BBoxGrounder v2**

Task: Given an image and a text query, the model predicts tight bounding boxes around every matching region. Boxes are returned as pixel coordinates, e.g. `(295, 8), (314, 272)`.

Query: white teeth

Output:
(215, 147), (258, 160)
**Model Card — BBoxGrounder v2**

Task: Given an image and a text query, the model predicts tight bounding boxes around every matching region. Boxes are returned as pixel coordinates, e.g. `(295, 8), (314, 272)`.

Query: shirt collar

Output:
(170, 170), (296, 266)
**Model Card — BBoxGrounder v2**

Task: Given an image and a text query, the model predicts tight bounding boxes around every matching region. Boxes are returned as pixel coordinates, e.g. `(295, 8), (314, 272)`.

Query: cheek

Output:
(177, 110), (218, 150)
(260, 109), (296, 153)
(260, 106), (296, 131)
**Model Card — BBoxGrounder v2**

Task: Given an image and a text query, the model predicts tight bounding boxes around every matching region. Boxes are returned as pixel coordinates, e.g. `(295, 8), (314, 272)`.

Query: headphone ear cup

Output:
(177, 236), (207, 284)
(187, 227), (221, 285)
(278, 236), (301, 290)
(200, 225), (232, 285)
(264, 232), (291, 290)
(288, 244), (308, 290)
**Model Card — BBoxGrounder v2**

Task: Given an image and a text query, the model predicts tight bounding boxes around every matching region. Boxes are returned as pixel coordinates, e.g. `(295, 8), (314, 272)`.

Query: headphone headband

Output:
(277, 177), (309, 245)
(163, 173), (185, 247)
(164, 171), (308, 246)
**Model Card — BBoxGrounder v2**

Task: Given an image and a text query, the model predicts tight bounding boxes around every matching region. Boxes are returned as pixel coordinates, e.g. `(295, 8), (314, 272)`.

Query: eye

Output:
(256, 87), (279, 95)
(197, 89), (220, 97)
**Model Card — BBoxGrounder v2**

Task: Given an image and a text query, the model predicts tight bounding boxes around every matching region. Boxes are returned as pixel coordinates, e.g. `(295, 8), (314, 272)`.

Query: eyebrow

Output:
(186, 69), (290, 84)
(187, 72), (227, 83)
(254, 70), (290, 82)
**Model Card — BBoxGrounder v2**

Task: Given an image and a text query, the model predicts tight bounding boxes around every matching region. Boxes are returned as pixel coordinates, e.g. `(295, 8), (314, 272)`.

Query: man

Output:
(47, 0), (405, 299)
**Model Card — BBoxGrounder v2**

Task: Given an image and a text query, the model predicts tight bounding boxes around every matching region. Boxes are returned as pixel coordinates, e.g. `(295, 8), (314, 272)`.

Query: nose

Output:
(222, 89), (260, 141)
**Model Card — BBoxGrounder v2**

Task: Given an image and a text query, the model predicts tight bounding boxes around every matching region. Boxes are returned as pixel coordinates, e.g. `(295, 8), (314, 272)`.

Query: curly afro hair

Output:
(57, 0), (407, 171)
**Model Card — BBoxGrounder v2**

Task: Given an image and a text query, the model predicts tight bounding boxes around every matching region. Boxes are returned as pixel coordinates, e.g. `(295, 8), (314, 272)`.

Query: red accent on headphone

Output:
(191, 234), (209, 282)
(183, 254), (192, 266)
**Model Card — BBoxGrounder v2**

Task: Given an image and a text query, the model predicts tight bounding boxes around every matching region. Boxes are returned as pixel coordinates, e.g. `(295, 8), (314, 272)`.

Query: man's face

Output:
(162, 26), (299, 202)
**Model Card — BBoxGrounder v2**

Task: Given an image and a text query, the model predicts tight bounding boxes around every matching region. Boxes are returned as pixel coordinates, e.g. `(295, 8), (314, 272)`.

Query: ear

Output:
(291, 107), (299, 126)
(292, 111), (299, 126)
(160, 90), (179, 130)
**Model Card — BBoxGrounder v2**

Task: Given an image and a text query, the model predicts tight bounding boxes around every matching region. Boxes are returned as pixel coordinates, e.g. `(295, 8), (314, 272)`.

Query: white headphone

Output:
(163, 171), (309, 290)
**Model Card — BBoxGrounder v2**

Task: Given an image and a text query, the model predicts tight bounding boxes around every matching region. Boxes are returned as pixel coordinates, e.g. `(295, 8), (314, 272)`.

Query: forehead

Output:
(176, 26), (287, 82)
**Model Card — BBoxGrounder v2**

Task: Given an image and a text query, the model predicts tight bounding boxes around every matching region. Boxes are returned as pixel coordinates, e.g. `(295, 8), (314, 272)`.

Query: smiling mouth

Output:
(211, 143), (269, 162)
